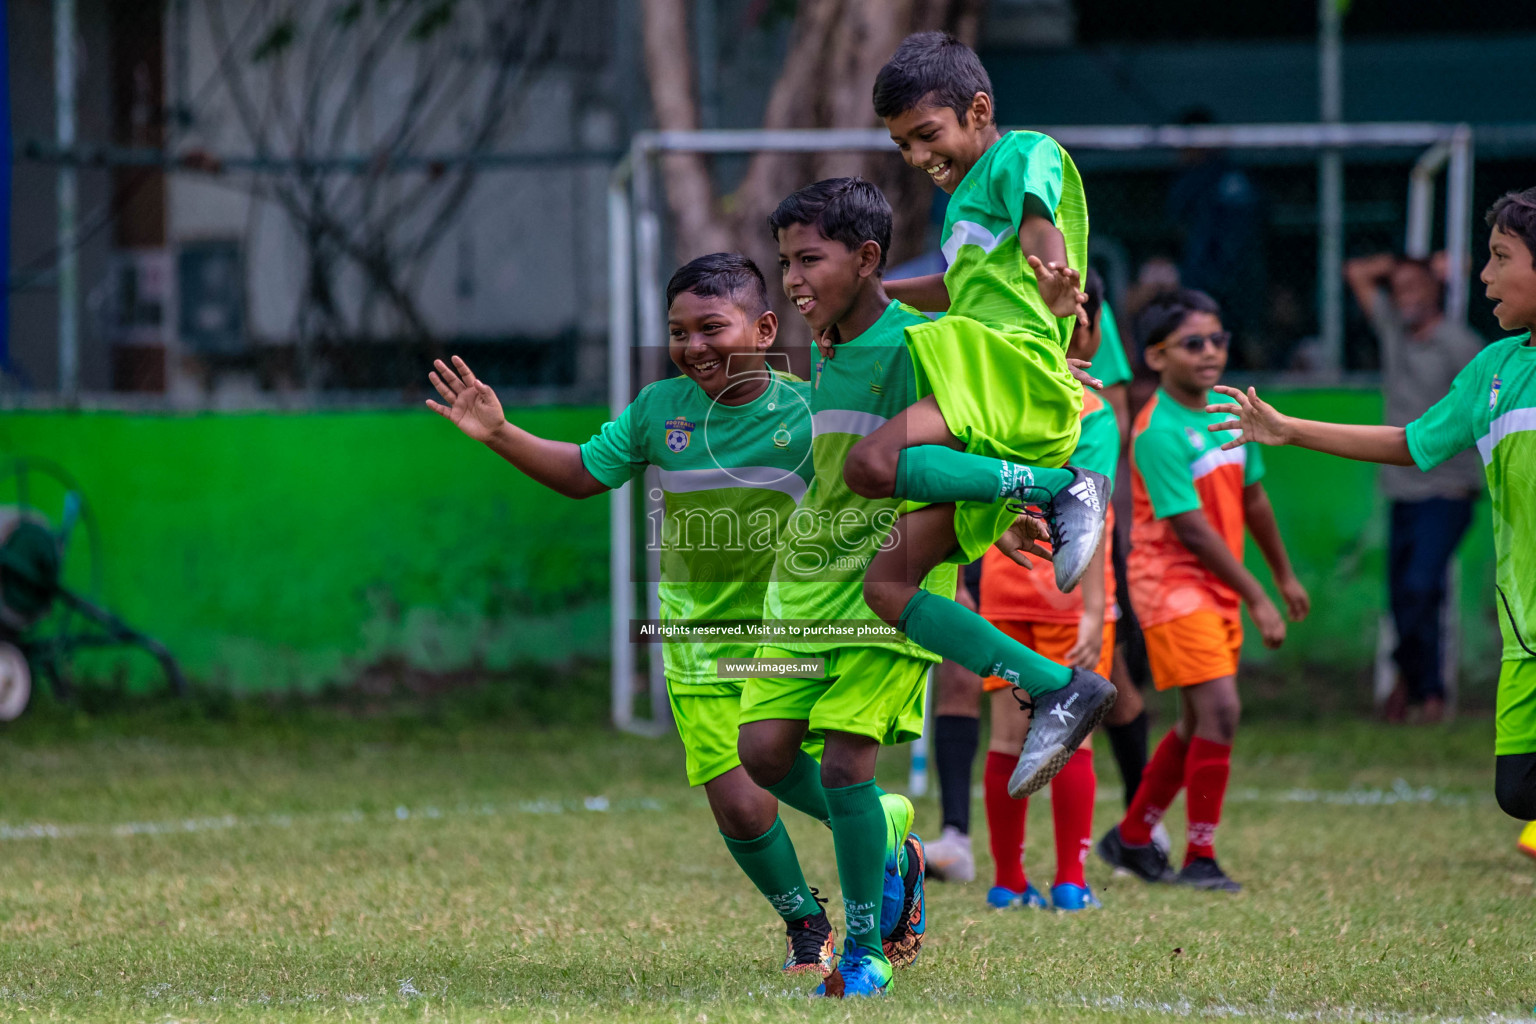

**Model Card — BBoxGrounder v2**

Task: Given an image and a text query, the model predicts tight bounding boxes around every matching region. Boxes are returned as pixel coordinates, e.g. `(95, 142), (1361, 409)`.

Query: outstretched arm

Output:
(1242, 482), (1309, 621)
(428, 356), (608, 500)
(1206, 385), (1415, 466)
(885, 273), (951, 313)
(1344, 253), (1395, 315)
(1169, 510), (1287, 649)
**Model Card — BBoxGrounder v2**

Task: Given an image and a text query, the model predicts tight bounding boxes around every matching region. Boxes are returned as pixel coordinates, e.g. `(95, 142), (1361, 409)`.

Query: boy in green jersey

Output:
(1206, 188), (1536, 828)
(427, 253), (841, 975)
(739, 178), (1044, 998)
(832, 32), (1116, 800)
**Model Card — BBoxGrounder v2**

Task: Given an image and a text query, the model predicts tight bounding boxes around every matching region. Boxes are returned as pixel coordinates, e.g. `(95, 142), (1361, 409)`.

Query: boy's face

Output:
(667, 291), (775, 401)
(1389, 262), (1441, 330)
(777, 222), (880, 336)
(884, 93), (994, 194)
(1481, 227), (1536, 332)
(1066, 310), (1102, 363)
(1145, 311), (1228, 394)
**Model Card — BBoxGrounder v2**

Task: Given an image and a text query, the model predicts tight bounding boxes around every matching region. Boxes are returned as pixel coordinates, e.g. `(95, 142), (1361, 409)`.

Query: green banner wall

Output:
(0, 392), (1499, 698)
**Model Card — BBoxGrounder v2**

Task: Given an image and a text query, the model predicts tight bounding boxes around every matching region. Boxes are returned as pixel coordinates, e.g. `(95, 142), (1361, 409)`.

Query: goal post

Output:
(606, 122), (1475, 734)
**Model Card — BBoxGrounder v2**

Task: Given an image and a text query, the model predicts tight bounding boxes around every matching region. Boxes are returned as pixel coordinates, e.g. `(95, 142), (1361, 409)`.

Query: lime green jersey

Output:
(940, 130), (1089, 350)
(581, 372), (814, 691)
(765, 300), (958, 659)
(1406, 332), (1536, 661)
(1088, 304), (1133, 389)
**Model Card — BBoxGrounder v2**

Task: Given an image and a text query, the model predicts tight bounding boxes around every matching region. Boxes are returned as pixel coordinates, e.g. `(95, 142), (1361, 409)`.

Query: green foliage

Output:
(250, 18), (299, 63)
(408, 0), (458, 41)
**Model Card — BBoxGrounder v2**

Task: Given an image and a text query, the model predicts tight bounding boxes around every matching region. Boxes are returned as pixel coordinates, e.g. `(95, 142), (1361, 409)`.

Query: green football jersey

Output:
(581, 372), (814, 691)
(1088, 304), (1133, 390)
(1406, 332), (1536, 661)
(765, 300), (958, 659)
(940, 130), (1089, 351)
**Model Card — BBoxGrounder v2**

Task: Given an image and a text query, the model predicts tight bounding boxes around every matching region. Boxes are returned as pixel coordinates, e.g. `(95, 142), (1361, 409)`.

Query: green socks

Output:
(894, 446), (1074, 505)
(825, 779), (890, 957)
(765, 750), (831, 827)
(721, 817), (820, 923)
(900, 589), (1072, 698)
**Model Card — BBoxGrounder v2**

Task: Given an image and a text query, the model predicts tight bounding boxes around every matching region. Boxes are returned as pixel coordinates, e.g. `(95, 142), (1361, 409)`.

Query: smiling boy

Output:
(1207, 189), (1536, 838)
(427, 253), (841, 975)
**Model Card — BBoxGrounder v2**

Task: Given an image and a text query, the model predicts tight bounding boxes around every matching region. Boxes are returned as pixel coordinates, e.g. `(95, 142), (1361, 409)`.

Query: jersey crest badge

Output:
(1490, 374), (1502, 412)
(772, 423), (793, 449)
(664, 417), (695, 453)
(869, 360), (885, 395)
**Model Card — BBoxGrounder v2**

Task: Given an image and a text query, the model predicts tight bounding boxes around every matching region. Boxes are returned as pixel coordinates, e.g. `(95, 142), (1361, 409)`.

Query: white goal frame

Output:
(606, 122), (1474, 734)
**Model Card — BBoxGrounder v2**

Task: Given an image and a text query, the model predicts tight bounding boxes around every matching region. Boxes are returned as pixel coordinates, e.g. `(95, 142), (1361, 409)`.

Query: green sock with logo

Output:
(900, 589), (1071, 698)
(721, 817), (819, 923)
(825, 779), (892, 959)
(894, 445), (1073, 505)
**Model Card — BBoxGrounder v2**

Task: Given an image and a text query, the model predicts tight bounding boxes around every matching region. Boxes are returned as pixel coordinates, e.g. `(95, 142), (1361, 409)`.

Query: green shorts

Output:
(668, 685), (824, 787)
(905, 316), (1082, 562)
(737, 646), (930, 745)
(1496, 658), (1536, 756)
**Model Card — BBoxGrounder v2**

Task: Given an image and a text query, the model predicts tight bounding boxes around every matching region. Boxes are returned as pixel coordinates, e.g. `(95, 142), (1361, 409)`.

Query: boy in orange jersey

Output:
(1096, 289), (1309, 893)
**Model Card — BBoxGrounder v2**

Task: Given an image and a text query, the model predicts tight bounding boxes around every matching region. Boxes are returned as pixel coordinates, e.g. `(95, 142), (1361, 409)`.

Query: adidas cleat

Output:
(883, 834), (927, 968)
(986, 882), (1047, 909)
(923, 824), (975, 882)
(783, 908), (836, 975)
(1175, 856), (1243, 893)
(1046, 466), (1111, 593)
(813, 939), (891, 998)
(1009, 668), (1117, 798)
(1050, 882), (1102, 911)
(1096, 824), (1175, 884)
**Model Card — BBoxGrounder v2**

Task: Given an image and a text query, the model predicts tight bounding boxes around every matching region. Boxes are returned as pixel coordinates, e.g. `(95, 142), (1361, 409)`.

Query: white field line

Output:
(0, 778), (1493, 846)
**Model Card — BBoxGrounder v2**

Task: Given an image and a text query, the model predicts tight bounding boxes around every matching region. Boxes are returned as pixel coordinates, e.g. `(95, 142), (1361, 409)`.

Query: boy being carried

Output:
(1096, 289), (1309, 893)
(844, 32), (1114, 799)
(428, 254), (838, 975)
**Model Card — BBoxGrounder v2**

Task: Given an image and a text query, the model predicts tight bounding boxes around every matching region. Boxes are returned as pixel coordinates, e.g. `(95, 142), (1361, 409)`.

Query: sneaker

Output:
(1175, 856), (1243, 893)
(986, 882), (1047, 909)
(1008, 668), (1117, 798)
(1518, 820), (1536, 861)
(813, 939), (891, 998)
(783, 904), (836, 976)
(1045, 466), (1110, 593)
(923, 825), (975, 883)
(884, 834), (926, 969)
(1096, 824), (1175, 883)
(1050, 882), (1102, 911)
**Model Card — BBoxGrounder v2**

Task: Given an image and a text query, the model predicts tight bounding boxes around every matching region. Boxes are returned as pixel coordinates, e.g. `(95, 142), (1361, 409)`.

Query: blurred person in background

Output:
(1345, 252), (1484, 723)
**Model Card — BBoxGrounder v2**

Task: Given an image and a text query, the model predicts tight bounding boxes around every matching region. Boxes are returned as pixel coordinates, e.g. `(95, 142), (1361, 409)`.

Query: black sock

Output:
(1105, 711), (1149, 808)
(934, 715), (980, 834)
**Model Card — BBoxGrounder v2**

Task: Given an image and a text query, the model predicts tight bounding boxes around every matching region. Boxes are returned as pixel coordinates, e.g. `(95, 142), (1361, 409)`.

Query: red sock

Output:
(1050, 746), (1096, 888)
(1183, 737), (1232, 864)
(984, 751), (1029, 892)
(1121, 729), (1189, 845)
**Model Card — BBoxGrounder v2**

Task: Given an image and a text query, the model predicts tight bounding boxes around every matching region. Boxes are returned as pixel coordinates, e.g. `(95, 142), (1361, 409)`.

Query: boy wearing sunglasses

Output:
(1096, 289), (1309, 893)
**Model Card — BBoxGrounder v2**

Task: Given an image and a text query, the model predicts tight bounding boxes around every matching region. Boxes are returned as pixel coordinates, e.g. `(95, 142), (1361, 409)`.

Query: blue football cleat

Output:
(1050, 882), (1102, 911)
(884, 834), (926, 968)
(813, 939), (891, 998)
(986, 882), (1047, 910)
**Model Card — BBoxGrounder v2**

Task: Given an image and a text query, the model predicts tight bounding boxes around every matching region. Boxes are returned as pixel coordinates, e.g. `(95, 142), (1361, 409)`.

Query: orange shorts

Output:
(1142, 611), (1242, 690)
(981, 620), (1116, 691)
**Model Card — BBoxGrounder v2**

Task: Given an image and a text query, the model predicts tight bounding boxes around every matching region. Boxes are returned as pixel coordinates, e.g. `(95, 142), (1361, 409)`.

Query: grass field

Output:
(1, 700), (1532, 1023)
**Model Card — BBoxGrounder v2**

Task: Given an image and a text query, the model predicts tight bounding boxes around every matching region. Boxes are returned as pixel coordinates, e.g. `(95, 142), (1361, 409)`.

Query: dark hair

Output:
(1083, 267), (1105, 329)
(872, 32), (993, 124)
(1486, 187), (1536, 268)
(768, 177), (893, 273)
(665, 253), (770, 316)
(1134, 288), (1222, 356)
(1393, 255), (1445, 308)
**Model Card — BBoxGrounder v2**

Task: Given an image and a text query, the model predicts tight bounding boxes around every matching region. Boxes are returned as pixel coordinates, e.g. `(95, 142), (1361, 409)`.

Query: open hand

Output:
(1250, 597), (1287, 649)
(993, 513), (1053, 569)
(427, 355), (505, 444)
(1068, 358), (1103, 390)
(1027, 255), (1087, 320)
(1277, 573), (1310, 622)
(1205, 385), (1292, 449)
(1066, 612), (1105, 670)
